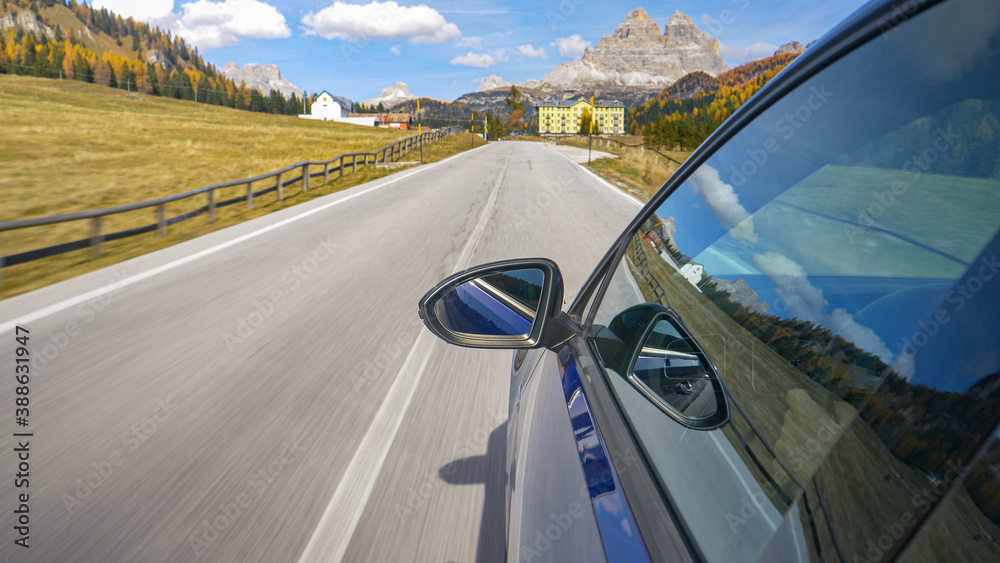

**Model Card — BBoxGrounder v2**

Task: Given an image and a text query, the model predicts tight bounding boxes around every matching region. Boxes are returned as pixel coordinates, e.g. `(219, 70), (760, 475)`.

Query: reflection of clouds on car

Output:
(687, 164), (758, 243)
(753, 251), (893, 362)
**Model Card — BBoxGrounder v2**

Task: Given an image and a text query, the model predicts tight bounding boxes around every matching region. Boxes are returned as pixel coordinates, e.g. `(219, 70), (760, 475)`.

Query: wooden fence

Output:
(0, 127), (461, 274)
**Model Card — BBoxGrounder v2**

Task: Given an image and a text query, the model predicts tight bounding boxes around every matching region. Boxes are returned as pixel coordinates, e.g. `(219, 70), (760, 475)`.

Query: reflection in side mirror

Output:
(433, 269), (543, 337)
(633, 318), (718, 421)
(418, 259), (566, 349)
(594, 303), (729, 430)
(627, 312), (729, 428)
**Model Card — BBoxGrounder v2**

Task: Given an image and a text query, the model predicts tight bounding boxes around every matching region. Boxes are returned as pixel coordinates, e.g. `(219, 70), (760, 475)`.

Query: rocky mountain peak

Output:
(222, 62), (302, 99)
(666, 10), (695, 26)
(552, 8), (725, 92)
(612, 8), (660, 40)
(477, 75), (512, 92)
(663, 10), (710, 45)
(362, 82), (417, 108)
(775, 41), (805, 56)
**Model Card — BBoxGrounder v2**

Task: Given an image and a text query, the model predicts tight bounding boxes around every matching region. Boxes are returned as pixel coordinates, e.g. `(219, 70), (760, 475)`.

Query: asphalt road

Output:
(0, 141), (641, 562)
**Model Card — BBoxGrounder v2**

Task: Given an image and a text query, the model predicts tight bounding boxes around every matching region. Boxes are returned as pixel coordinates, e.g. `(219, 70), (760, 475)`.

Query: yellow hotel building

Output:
(537, 99), (626, 135)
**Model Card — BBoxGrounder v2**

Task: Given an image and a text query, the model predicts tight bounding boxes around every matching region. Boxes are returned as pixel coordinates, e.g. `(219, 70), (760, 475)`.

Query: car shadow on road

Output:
(439, 422), (507, 563)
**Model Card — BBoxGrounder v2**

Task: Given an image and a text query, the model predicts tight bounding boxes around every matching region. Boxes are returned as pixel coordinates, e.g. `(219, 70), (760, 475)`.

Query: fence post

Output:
(0, 234), (4, 287)
(247, 181), (254, 210)
(208, 189), (217, 222)
(324, 162), (330, 185)
(339, 156), (344, 178)
(157, 204), (167, 238)
(276, 173), (283, 202)
(352, 154), (357, 173)
(90, 217), (103, 259)
(302, 164), (309, 192)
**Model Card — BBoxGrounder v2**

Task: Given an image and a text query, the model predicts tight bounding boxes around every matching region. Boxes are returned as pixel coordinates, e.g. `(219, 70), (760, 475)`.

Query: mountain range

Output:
(537, 9), (727, 93)
(362, 82), (418, 108)
(221, 62), (301, 99)
(359, 8), (729, 112)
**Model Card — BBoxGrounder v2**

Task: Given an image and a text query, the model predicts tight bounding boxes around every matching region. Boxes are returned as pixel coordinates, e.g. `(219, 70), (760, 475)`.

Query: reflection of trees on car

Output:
(863, 370), (1000, 482)
(699, 278), (888, 406)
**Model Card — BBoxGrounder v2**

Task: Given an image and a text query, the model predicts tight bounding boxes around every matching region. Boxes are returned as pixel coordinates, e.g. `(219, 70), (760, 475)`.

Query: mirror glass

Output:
(632, 318), (717, 420)
(433, 268), (544, 337)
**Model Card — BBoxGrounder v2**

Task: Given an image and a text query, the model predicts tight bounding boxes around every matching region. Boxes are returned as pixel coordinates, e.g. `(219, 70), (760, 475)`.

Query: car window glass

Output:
(588, 1), (1000, 561)
(895, 431), (1000, 563)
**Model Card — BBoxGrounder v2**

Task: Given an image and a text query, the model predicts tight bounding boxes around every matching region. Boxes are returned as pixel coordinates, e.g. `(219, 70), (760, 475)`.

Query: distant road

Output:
(0, 141), (641, 562)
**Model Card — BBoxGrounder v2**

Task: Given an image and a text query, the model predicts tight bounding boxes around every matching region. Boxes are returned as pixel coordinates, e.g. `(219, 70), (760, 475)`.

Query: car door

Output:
(556, 0), (1000, 561)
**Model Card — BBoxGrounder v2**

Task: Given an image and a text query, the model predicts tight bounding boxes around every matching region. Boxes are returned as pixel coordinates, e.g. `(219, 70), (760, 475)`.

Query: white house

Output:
(679, 262), (705, 290)
(298, 91), (378, 127)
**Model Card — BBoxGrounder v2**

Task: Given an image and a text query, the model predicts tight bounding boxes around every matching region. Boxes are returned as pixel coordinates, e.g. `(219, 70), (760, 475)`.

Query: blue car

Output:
(420, 0), (1000, 560)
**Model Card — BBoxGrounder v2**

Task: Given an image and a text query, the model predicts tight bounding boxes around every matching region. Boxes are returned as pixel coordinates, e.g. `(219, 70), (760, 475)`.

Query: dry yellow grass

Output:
(554, 136), (691, 201)
(0, 75), (473, 298)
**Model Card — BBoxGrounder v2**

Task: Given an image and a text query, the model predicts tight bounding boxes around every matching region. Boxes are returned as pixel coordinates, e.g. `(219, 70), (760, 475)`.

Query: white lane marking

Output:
(0, 147), (481, 334)
(548, 146), (644, 207)
(295, 148), (513, 563)
(454, 148), (510, 270)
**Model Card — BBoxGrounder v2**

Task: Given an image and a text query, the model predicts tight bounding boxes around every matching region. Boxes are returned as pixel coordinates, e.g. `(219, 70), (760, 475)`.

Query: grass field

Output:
(0, 75), (476, 298)
(552, 136), (691, 201)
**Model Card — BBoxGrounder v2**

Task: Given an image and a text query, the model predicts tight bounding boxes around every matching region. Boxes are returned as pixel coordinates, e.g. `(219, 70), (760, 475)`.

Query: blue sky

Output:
(89, 1), (871, 103)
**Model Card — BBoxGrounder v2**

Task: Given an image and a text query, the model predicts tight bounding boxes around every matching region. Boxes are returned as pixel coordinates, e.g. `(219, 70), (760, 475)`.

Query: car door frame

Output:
(536, 1), (956, 561)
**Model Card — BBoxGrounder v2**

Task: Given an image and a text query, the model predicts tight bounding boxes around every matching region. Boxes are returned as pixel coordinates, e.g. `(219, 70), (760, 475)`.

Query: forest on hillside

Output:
(630, 53), (798, 150)
(0, 0), (305, 114)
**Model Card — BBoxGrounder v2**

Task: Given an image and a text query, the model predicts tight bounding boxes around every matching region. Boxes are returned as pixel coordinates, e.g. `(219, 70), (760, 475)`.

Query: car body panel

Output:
(423, 1), (1000, 561)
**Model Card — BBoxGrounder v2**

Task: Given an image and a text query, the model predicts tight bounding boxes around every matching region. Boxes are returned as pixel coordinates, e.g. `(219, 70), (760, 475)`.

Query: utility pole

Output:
(588, 95), (594, 166)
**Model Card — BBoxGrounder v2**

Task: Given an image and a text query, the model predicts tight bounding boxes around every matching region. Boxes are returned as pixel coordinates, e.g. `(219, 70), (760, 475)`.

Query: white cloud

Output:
(687, 165), (756, 243)
(517, 44), (546, 59)
(456, 36), (484, 49)
(450, 52), (495, 68)
(93, 0), (174, 20)
(719, 42), (780, 65)
(303, 1), (460, 44)
(551, 34), (590, 58)
(390, 44), (402, 55)
(144, 0), (290, 50)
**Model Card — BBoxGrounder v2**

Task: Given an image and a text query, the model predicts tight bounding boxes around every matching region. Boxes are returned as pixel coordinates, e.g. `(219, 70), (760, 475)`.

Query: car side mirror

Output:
(595, 303), (729, 430)
(418, 258), (570, 349)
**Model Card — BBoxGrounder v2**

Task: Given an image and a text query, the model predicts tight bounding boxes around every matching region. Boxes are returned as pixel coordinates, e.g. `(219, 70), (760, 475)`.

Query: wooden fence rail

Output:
(0, 127), (462, 273)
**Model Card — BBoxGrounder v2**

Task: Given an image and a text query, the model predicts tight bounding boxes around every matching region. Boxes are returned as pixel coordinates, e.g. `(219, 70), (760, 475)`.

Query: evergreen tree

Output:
(106, 60), (116, 87)
(249, 89), (266, 112)
(578, 108), (592, 135)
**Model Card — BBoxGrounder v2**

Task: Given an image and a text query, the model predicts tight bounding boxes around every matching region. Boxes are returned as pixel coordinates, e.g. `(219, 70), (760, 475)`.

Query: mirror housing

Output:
(418, 258), (569, 349)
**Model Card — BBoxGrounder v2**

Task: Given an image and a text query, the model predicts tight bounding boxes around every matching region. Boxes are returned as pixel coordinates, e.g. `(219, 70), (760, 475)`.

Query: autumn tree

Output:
(504, 85), (525, 134)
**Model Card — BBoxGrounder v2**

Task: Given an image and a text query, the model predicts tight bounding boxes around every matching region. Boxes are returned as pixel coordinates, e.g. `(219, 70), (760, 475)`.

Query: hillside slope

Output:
(629, 52), (799, 149)
(0, 0), (304, 113)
